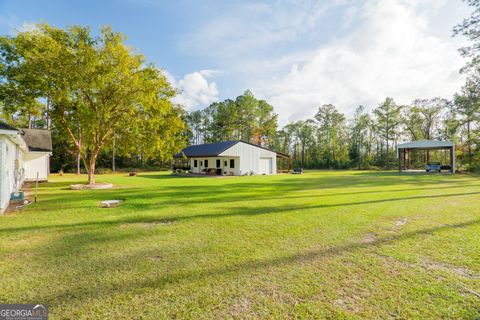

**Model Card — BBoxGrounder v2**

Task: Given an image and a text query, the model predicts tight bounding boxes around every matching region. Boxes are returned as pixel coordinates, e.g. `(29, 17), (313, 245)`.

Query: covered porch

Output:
(276, 152), (291, 174)
(397, 140), (455, 173)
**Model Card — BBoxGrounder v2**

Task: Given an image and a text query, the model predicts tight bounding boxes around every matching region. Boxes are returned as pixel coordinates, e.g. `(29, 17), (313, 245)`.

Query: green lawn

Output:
(1, 171), (479, 319)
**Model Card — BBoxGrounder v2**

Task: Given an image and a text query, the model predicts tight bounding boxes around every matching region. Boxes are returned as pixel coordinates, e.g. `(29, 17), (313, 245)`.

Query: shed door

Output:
(259, 158), (272, 174)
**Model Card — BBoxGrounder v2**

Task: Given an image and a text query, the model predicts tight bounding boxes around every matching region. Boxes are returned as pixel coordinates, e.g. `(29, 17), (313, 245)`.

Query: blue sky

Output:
(0, 0), (472, 124)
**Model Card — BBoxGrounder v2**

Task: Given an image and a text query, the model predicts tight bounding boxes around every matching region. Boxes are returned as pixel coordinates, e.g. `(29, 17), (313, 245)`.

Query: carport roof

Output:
(397, 140), (454, 149)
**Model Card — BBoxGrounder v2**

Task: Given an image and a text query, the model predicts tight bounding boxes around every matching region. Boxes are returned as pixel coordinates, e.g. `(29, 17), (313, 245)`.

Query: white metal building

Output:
(0, 123), (52, 212)
(174, 141), (278, 175)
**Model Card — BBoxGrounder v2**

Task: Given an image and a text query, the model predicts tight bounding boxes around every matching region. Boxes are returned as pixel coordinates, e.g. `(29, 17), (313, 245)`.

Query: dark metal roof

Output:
(0, 121), (19, 132)
(174, 140), (239, 158)
(20, 129), (53, 152)
(174, 140), (289, 158)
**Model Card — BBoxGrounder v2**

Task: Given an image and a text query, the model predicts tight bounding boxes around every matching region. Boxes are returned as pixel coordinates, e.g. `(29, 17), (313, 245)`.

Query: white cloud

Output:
(177, 0), (471, 125)
(178, 1), (339, 59)
(167, 70), (220, 110)
(259, 0), (470, 123)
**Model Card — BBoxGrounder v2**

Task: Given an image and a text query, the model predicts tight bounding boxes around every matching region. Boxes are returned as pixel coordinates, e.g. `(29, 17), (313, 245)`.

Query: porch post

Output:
(407, 149), (410, 170)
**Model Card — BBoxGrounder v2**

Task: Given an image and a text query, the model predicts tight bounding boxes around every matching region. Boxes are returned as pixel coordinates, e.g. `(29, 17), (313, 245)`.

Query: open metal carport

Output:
(397, 140), (455, 173)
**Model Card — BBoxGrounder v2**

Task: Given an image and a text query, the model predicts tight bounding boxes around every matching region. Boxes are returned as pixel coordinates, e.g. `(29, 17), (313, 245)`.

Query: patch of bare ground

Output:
(363, 233), (376, 243)
(118, 220), (172, 229)
(147, 255), (163, 261)
(394, 218), (408, 227)
(376, 254), (480, 279)
(420, 260), (480, 279)
(334, 290), (366, 314)
(227, 297), (253, 318)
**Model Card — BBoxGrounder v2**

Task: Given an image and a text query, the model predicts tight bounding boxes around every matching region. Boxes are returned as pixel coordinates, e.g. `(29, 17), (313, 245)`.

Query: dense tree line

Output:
(188, 95), (465, 170)
(274, 98), (458, 169)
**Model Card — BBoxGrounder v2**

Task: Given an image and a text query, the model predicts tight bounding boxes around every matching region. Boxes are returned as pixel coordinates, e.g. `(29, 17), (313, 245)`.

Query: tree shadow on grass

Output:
(33, 217), (480, 308)
(32, 171), (480, 209)
(2, 190), (479, 234)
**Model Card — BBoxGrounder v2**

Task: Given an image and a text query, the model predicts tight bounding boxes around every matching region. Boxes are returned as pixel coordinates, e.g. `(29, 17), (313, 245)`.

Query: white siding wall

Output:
(24, 152), (50, 181)
(220, 142), (276, 175)
(0, 136), (24, 211)
(189, 157), (239, 175)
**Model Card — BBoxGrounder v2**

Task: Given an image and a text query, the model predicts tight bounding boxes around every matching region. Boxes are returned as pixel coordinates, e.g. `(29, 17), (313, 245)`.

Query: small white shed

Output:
(174, 141), (278, 175)
(20, 129), (53, 181)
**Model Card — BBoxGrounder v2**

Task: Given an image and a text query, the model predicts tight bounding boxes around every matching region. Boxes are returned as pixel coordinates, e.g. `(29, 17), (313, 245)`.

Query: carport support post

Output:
(407, 149), (410, 170)
(450, 146), (455, 173)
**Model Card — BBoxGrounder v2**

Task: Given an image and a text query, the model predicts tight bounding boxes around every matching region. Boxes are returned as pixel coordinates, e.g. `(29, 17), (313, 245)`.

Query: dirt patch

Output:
(334, 293), (364, 313)
(421, 260), (480, 279)
(147, 255), (163, 261)
(119, 220), (173, 229)
(363, 233), (377, 243)
(227, 298), (252, 317)
(377, 254), (480, 279)
(394, 218), (408, 227)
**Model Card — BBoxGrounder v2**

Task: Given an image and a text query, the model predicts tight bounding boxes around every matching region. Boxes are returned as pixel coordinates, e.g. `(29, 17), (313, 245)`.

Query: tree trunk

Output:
(386, 132), (389, 169)
(87, 154), (97, 185)
(88, 163), (95, 185)
(112, 134), (116, 173)
(46, 97), (52, 130)
(467, 120), (472, 160)
(301, 143), (305, 165)
(76, 137), (82, 175)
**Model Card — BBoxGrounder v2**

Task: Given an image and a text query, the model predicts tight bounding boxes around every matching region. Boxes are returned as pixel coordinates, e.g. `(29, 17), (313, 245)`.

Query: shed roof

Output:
(397, 140), (454, 149)
(20, 129), (53, 152)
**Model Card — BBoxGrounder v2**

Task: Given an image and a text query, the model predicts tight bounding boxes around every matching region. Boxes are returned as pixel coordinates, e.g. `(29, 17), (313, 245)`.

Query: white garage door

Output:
(259, 158), (272, 174)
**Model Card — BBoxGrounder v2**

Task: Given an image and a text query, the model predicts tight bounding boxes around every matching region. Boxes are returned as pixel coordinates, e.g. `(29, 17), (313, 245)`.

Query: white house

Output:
(0, 122), (52, 213)
(174, 140), (281, 175)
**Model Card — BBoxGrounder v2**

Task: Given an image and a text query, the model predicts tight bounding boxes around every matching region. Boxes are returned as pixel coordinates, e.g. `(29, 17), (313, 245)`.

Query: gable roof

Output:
(397, 140), (454, 149)
(174, 140), (282, 158)
(174, 141), (239, 158)
(20, 129), (53, 152)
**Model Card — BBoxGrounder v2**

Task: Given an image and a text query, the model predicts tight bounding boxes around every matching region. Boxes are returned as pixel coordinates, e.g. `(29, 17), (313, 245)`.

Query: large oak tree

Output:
(0, 24), (186, 184)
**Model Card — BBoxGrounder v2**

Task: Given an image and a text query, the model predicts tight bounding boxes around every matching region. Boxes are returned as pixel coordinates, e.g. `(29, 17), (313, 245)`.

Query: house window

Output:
(200, 161), (203, 166)
(205, 159), (209, 167)
(194, 160), (198, 168)
(230, 159), (235, 168)
(216, 159), (221, 168)
(224, 160), (227, 166)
